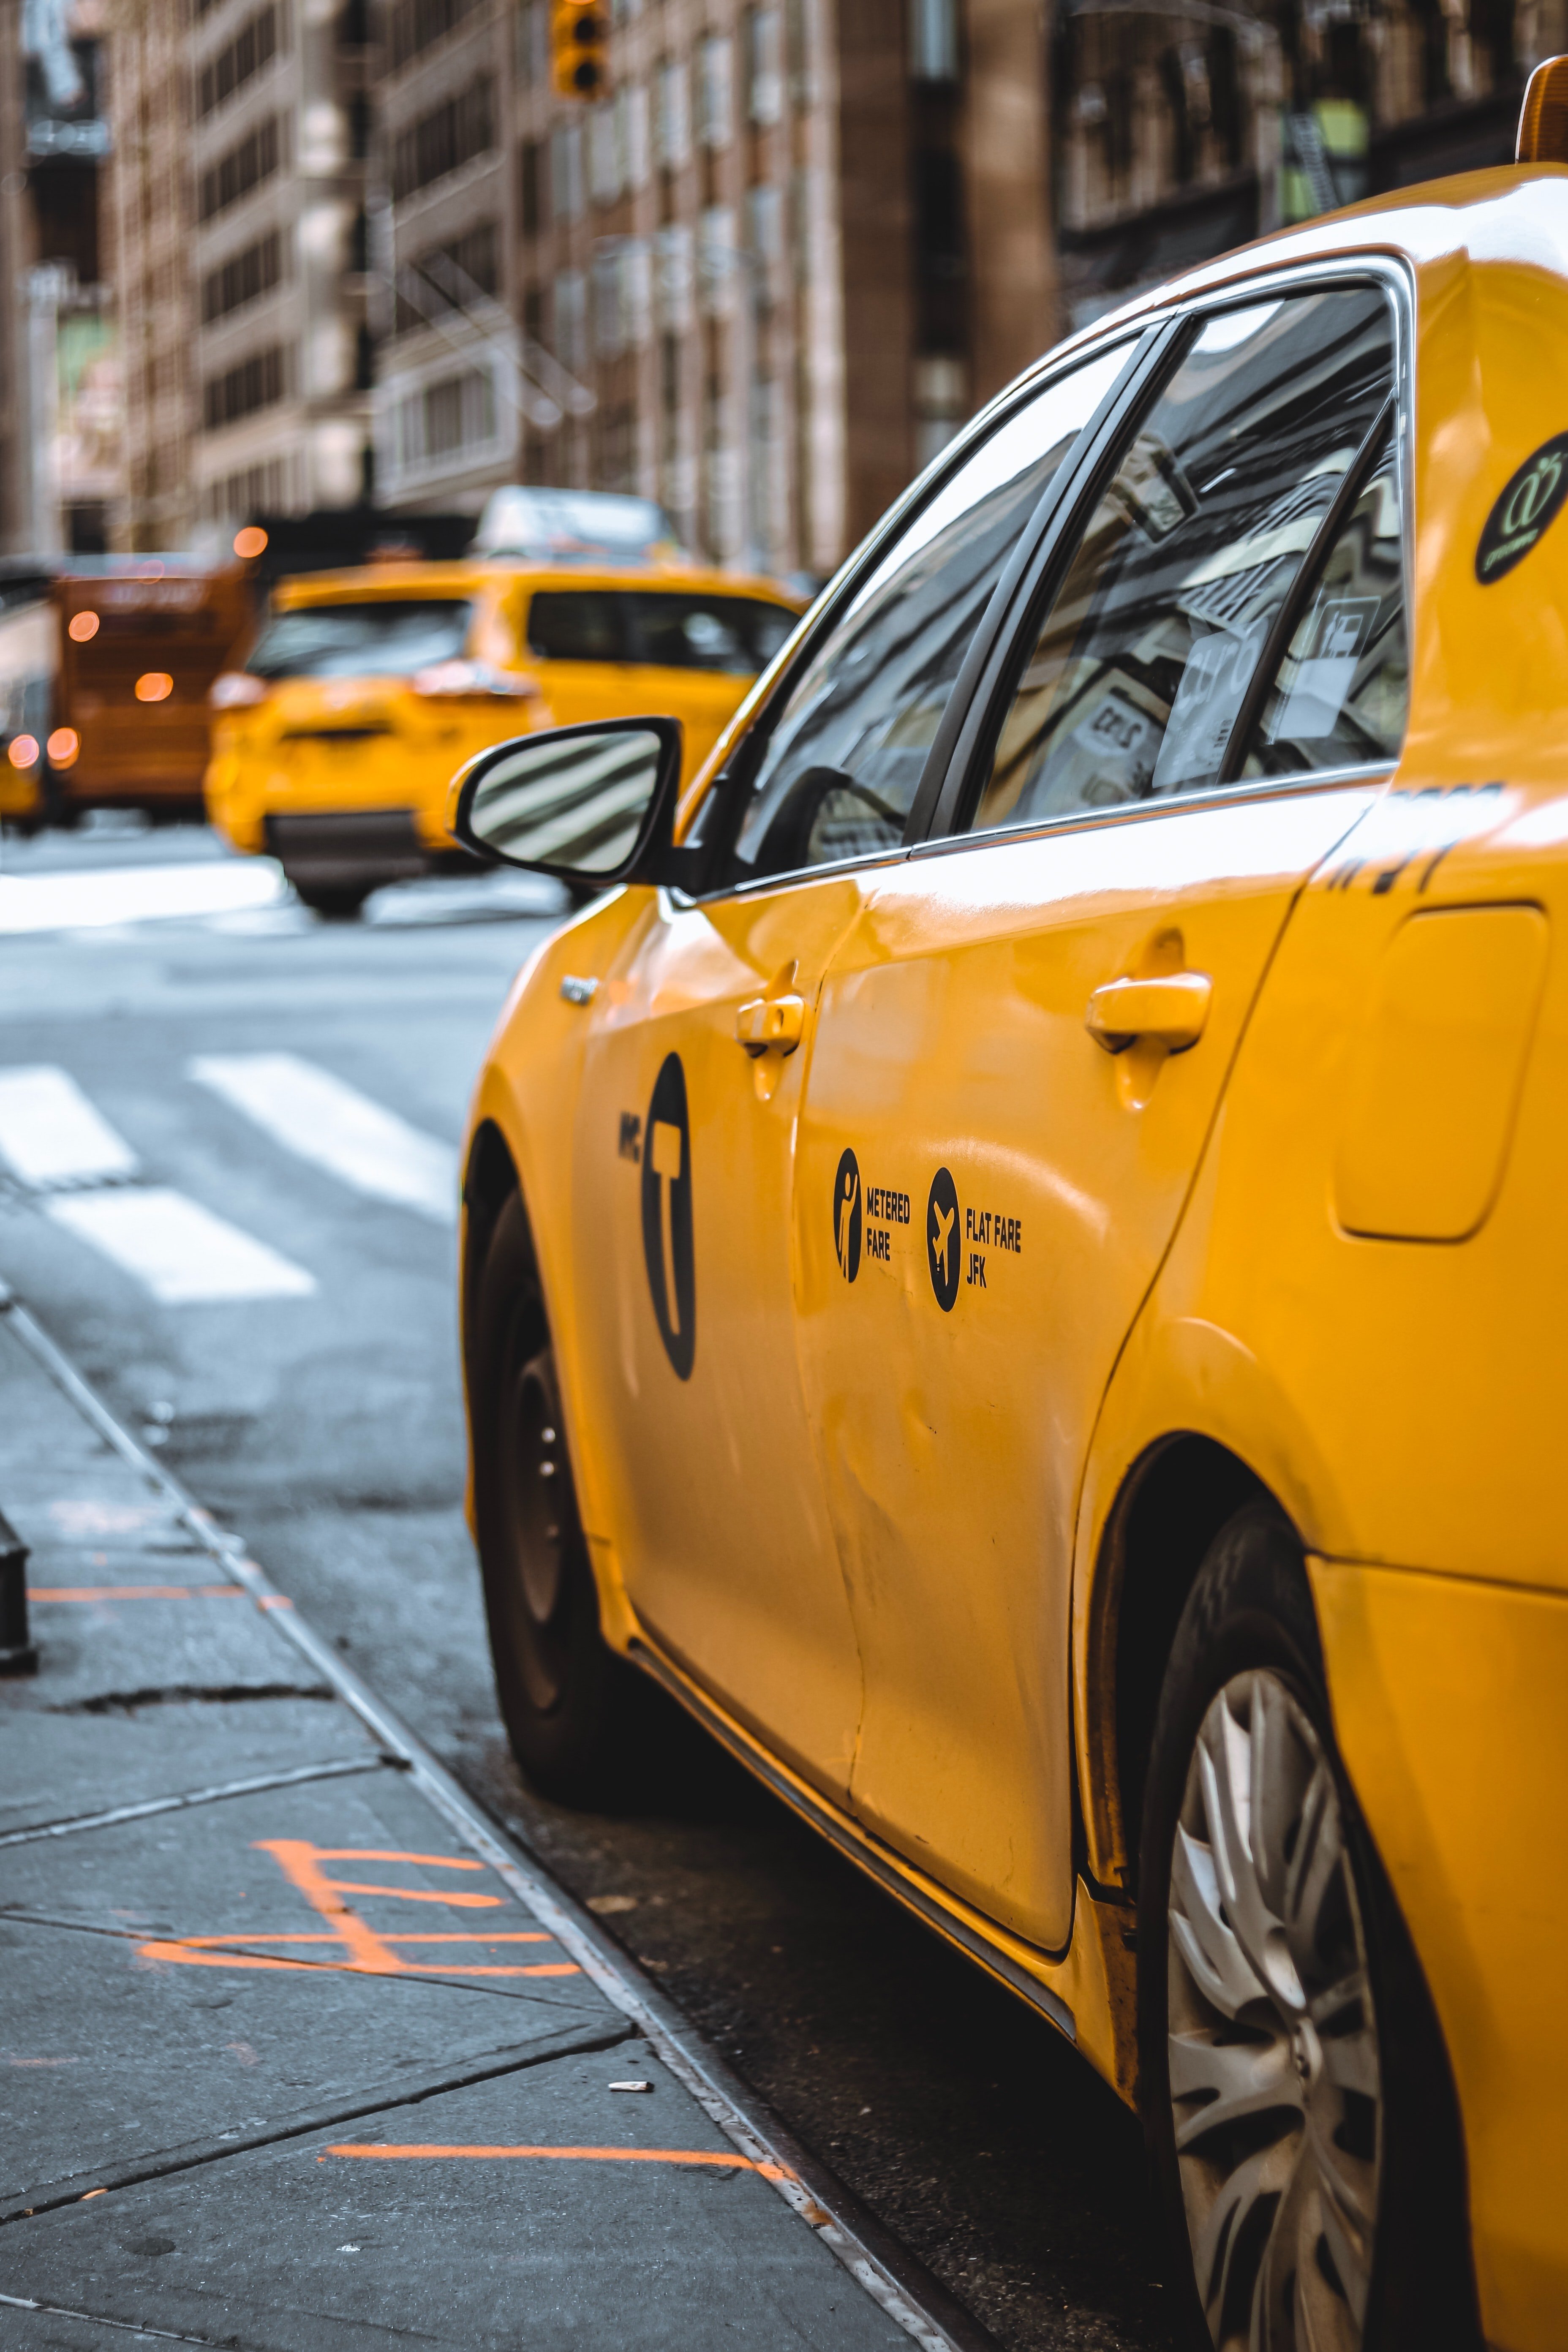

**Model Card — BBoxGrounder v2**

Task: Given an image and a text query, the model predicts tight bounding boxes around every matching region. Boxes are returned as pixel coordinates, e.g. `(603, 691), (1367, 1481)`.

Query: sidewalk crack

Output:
(1, 2017), (634, 2225)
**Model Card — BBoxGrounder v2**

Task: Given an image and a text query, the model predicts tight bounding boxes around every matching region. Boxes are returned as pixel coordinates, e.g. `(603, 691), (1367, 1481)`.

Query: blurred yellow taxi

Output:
(204, 560), (801, 916)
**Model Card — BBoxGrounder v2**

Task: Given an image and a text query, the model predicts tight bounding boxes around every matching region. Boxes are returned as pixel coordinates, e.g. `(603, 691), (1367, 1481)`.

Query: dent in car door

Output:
(793, 285), (1405, 1950)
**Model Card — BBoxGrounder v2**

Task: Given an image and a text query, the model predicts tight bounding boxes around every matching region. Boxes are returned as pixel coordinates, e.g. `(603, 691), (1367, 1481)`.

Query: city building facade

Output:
(106, 0), (197, 550)
(188, 0), (375, 530)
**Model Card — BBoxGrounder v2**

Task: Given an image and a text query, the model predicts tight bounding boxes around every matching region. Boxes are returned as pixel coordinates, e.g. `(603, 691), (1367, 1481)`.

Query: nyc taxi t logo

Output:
(640, 1054), (695, 1378)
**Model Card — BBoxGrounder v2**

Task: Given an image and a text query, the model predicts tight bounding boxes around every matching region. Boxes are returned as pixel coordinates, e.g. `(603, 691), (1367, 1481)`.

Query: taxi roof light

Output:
(1517, 54), (1568, 161)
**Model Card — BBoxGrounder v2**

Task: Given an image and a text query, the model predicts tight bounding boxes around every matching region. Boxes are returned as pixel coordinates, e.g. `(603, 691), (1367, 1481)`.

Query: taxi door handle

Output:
(736, 994), (806, 1057)
(1085, 971), (1212, 1053)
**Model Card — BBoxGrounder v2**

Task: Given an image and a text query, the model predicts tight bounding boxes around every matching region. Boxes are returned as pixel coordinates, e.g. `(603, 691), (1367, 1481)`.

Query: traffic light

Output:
(552, 0), (607, 98)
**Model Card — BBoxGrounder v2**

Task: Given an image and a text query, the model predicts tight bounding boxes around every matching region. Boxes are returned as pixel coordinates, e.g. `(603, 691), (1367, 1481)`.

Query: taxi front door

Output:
(567, 877), (866, 1802)
(792, 283), (1404, 1952)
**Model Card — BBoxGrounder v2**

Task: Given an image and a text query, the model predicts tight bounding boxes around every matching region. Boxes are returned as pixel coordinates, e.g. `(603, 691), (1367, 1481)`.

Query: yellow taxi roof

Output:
(272, 559), (803, 611)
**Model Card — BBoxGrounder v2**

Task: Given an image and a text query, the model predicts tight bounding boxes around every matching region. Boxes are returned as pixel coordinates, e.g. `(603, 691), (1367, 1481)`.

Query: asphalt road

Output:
(0, 822), (1182, 2352)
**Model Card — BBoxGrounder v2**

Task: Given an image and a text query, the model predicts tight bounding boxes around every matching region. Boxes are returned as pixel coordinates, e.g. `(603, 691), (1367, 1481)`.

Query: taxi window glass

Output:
(525, 590), (621, 662)
(968, 289), (1393, 834)
(717, 339), (1133, 884)
(1240, 429), (1406, 776)
(526, 589), (794, 671)
(247, 600), (471, 679)
(625, 592), (795, 672)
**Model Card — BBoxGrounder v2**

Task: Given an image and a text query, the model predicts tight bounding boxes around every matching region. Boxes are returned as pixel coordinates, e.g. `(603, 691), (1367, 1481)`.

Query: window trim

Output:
(684, 325), (1154, 901)
(924, 253), (1417, 852)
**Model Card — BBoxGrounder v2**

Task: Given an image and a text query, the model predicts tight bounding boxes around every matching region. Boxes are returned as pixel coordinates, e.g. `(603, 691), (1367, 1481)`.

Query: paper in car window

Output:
(1272, 595), (1381, 741)
(1071, 686), (1159, 801)
(1108, 433), (1199, 543)
(1151, 613), (1269, 792)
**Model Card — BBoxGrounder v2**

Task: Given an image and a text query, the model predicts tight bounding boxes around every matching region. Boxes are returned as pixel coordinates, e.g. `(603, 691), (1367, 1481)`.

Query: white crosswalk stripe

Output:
(189, 1052), (457, 1224)
(0, 1065), (139, 1188)
(46, 1186), (317, 1303)
(0, 860), (283, 935)
(0, 1063), (316, 1304)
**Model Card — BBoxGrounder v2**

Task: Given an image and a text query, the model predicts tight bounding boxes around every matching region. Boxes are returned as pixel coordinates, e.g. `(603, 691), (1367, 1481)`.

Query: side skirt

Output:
(629, 1634), (1140, 2102)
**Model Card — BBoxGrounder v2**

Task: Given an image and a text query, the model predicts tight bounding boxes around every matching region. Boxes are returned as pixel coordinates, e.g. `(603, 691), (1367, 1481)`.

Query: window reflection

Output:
(722, 341), (1132, 881)
(970, 289), (1396, 836)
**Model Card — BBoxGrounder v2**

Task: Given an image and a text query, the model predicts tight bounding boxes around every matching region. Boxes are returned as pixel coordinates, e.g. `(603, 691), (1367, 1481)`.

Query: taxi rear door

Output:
(792, 279), (1408, 1951)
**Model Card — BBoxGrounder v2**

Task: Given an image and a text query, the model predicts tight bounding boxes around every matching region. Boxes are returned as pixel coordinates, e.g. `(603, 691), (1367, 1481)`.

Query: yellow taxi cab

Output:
(203, 560), (801, 916)
(446, 91), (1568, 2352)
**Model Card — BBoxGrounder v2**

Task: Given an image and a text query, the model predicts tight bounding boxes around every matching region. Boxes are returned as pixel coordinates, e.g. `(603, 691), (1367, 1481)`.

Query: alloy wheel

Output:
(1167, 1669), (1381, 2352)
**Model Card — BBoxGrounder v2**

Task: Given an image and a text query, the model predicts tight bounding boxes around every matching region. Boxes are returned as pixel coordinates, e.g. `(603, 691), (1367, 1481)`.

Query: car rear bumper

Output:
(265, 809), (440, 890)
(1310, 1554), (1568, 2352)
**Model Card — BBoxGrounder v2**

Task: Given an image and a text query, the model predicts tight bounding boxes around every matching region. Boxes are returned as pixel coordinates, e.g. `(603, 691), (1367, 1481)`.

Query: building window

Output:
(202, 342), (288, 430)
(201, 228), (283, 324)
(746, 182), (783, 308)
(516, 0), (547, 84)
(746, 8), (782, 124)
(394, 365), (499, 470)
(396, 220), (499, 331)
(698, 35), (732, 149)
(589, 101), (621, 204)
(551, 120), (585, 221)
(520, 139), (545, 236)
(909, 0), (959, 83)
(391, 79), (494, 201)
(555, 270), (588, 375)
(656, 59), (690, 168)
(388, 0), (482, 73)
(623, 82), (650, 188)
(198, 117), (280, 222)
(196, 5), (278, 120)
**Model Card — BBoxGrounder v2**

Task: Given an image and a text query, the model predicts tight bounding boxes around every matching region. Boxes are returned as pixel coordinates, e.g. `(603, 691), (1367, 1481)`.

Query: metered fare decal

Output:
(641, 1052), (695, 1379)
(833, 1151), (910, 1285)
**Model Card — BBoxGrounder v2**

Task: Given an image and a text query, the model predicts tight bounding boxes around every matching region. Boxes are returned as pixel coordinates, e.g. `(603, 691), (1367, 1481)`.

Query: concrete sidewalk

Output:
(0, 1293), (964, 2352)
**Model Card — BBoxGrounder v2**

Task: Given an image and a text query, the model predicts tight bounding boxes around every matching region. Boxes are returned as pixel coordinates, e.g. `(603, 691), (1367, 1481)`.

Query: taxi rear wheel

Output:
(1137, 1503), (1481, 2352)
(472, 1191), (642, 1804)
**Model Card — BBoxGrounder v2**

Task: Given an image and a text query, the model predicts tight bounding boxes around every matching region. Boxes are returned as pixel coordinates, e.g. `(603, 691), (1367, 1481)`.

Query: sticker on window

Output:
(1151, 613), (1269, 792)
(1271, 596), (1381, 741)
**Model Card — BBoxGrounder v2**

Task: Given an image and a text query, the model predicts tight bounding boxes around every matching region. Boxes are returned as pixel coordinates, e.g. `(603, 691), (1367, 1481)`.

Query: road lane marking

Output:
(325, 2143), (796, 2178)
(0, 858), (283, 935)
(0, 1065), (138, 1187)
(190, 1052), (457, 1223)
(45, 1187), (316, 1303)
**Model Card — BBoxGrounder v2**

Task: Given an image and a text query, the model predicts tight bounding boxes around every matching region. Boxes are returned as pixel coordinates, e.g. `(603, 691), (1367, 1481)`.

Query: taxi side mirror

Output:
(447, 717), (695, 892)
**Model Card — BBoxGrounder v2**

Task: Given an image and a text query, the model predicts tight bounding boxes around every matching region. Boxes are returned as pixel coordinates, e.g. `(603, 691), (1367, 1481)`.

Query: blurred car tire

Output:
(472, 1191), (647, 1804)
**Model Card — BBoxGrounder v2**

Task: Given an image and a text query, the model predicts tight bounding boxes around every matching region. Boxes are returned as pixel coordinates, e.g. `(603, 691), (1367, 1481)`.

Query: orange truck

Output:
(46, 559), (253, 820)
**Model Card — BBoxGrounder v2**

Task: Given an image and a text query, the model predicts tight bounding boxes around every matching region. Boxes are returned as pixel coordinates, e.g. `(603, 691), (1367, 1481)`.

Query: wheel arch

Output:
(1085, 1432), (1273, 1897)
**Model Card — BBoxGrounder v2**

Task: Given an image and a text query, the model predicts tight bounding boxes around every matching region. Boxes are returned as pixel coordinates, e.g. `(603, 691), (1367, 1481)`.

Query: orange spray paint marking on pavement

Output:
(28, 1585), (248, 1603)
(326, 2145), (797, 2180)
(135, 1841), (582, 1982)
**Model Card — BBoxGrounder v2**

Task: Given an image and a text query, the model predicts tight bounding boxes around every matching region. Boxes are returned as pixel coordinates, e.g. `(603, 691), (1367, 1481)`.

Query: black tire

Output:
(292, 880), (371, 919)
(1137, 1501), (1482, 2352)
(470, 1191), (646, 1804)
